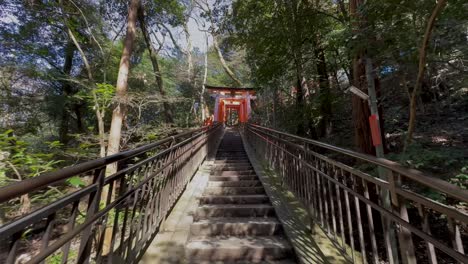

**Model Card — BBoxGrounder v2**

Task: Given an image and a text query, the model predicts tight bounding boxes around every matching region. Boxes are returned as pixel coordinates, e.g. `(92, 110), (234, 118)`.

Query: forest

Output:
(0, 0), (467, 225)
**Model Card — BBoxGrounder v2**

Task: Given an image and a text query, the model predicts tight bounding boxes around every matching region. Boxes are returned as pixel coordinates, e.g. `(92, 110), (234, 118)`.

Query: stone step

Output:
(208, 180), (262, 187)
(186, 236), (293, 262)
(204, 187), (265, 195)
(213, 165), (253, 171)
(216, 156), (249, 160)
(199, 195), (270, 205)
(194, 204), (275, 219)
(214, 160), (251, 164)
(190, 217), (282, 236)
(209, 175), (258, 181)
(213, 170), (255, 176)
(215, 156), (250, 160)
(189, 260), (297, 264)
(214, 160), (250, 167)
(214, 162), (251, 167)
(189, 261), (297, 264)
(216, 153), (246, 156)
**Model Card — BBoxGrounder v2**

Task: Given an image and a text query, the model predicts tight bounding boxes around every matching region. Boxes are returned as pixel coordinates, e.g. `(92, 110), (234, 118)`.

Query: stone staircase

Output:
(186, 129), (297, 263)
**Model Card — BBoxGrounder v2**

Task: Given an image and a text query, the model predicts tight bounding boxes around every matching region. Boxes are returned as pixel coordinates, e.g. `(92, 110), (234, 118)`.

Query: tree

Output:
(406, 0), (448, 148)
(137, 4), (175, 123)
(106, 0), (140, 174)
(196, 0), (243, 87)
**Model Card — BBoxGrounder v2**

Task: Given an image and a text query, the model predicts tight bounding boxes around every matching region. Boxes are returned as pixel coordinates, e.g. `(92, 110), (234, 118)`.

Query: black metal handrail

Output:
(245, 123), (467, 264)
(0, 124), (223, 264)
(0, 126), (210, 203)
(248, 124), (467, 202)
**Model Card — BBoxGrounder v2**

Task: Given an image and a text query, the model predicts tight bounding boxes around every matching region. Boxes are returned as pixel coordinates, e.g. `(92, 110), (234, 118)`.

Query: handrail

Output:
(0, 126), (211, 203)
(0, 123), (224, 264)
(245, 123), (468, 264)
(248, 123), (468, 202)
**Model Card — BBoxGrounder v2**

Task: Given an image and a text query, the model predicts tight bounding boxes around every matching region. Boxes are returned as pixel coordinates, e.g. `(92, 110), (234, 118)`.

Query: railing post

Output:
(78, 167), (105, 264)
(390, 172), (417, 264)
(379, 168), (401, 264)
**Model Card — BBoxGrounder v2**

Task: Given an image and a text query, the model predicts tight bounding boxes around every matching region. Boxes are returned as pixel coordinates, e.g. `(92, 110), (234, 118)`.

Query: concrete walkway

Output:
(140, 162), (212, 264)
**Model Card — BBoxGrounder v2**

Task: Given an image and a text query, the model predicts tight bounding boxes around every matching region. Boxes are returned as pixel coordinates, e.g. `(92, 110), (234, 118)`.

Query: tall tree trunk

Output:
(272, 86), (278, 129)
(283, 0), (306, 135)
(61, 0), (108, 157)
(350, 0), (375, 155)
(406, 0), (447, 147)
(59, 40), (75, 144)
(73, 103), (84, 133)
(106, 0), (140, 174)
(212, 35), (243, 87)
(183, 22), (194, 82)
(137, 7), (174, 123)
(201, 33), (209, 121)
(295, 70), (305, 136)
(315, 45), (332, 138)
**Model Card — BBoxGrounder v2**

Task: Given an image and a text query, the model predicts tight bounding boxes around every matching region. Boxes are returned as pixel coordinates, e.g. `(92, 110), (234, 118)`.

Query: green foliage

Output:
(451, 167), (468, 190)
(387, 144), (464, 172)
(0, 130), (62, 186)
(46, 249), (77, 264)
(66, 176), (86, 188)
(75, 83), (115, 112)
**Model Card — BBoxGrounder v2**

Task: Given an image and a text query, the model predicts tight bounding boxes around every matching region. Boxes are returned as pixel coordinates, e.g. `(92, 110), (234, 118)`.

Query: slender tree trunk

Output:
(406, 0), (447, 147)
(137, 7), (174, 123)
(283, 0), (306, 135)
(101, 0), (139, 255)
(295, 70), (305, 136)
(61, 1), (108, 158)
(272, 86), (278, 129)
(212, 35), (243, 87)
(183, 22), (194, 82)
(315, 45), (332, 137)
(201, 33), (209, 121)
(59, 40), (75, 144)
(106, 0), (140, 174)
(73, 104), (84, 133)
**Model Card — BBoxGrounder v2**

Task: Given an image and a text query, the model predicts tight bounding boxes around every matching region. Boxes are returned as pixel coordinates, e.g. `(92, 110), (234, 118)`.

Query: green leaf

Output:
(67, 176), (86, 188)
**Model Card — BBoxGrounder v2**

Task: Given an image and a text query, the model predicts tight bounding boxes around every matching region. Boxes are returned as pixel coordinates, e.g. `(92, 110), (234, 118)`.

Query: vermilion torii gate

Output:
(206, 85), (256, 124)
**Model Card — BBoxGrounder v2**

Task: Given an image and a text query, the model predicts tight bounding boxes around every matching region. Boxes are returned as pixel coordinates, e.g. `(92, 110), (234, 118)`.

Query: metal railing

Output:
(245, 123), (467, 264)
(0, 124), (223, 264)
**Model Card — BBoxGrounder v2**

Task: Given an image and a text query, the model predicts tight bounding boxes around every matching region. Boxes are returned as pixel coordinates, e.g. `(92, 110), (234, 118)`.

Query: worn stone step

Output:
(204, 187), (265, 195)
(215, 161), (251, 165)
(213, 165), (253, 171)
(194, 204), (275, 219)
(186, 236), (293, 262)
(191, 217), (282, 236)
(214, 160), (251, 164)
(209, 175), (258, 181)
(189, 260), (297, 264)
(208, 180), (261, 187)
(214, 162), (251, 167)
(216, 153), (248, 157)
(215, 156), (250, 160)
(216, 156), (249, 160)
(213, 170), (255, 176)
(199, 195), (269, 205)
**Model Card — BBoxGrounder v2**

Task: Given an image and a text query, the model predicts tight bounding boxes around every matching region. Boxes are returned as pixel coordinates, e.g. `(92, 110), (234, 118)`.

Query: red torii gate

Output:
(206, 85), (256, 124)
